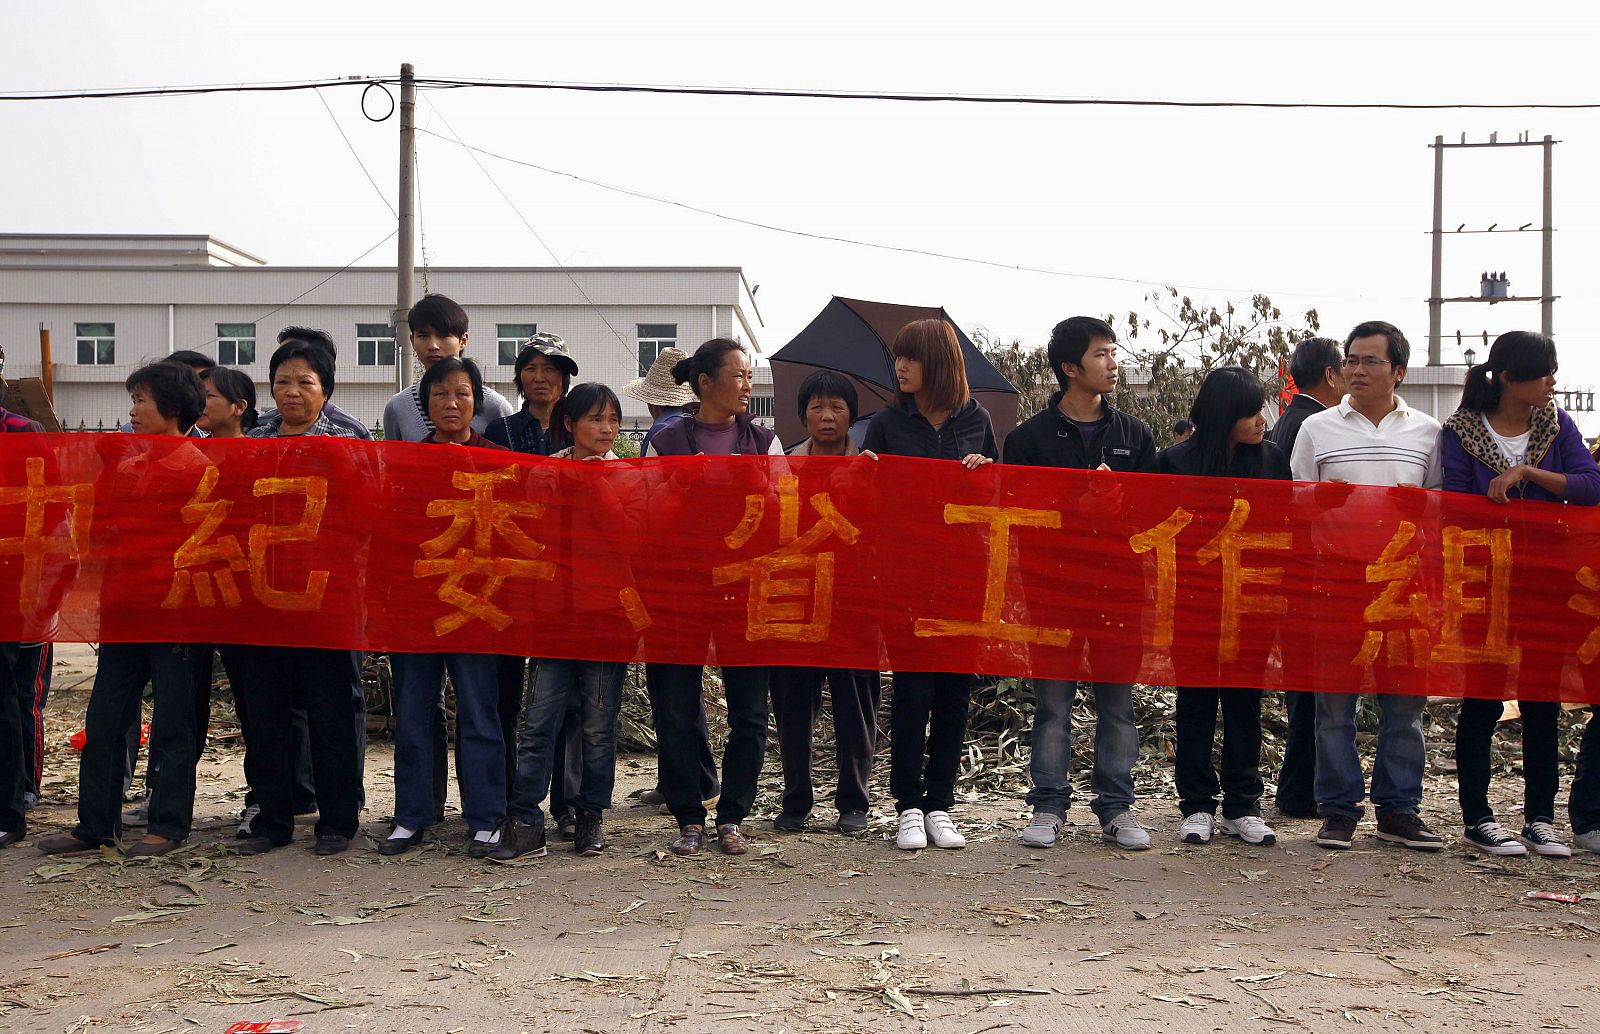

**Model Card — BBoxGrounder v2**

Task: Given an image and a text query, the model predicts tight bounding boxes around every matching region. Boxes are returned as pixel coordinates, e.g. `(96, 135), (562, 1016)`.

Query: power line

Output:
(4, 75), (1600, 111)
(417, 128), (1316, 298)
(420, 98), (645, 370)
(186, 228), (399, 351)
(313, 87), (396, 217)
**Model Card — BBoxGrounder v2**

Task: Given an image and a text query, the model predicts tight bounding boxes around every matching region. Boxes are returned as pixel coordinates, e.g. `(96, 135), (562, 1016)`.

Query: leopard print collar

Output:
(1443, 401), (1558, 474)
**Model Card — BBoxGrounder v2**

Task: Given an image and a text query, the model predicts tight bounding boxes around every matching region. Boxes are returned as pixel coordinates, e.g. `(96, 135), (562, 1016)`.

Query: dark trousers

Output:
(0, 642), (47, 833)
(76, 643), (207, 844)
(226, 643), (318, 815)
(1175, 686), (1264, 819)
(1275, 690), (1318, 815)
(1456, 697), (1560, 826)
(1572, 707), (1600, 834)
(505, 656), (583, 819)
(231, 646), (365, 843)
(7, 643), (50, 801)
(770, 666), (880, 816)
(888, 671), (972, 814)
(647, 663), (768, 828)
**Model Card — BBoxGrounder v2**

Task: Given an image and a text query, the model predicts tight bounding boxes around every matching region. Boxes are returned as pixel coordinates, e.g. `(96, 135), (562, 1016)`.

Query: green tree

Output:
(977, 291), (1319, 447)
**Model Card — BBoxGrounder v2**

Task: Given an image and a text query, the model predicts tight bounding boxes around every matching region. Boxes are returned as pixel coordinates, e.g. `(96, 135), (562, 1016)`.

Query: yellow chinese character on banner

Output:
(0, 457), (94, 618)
(1195, 499), (1290, 663)
(712, 473), (860, 642)
(1431, 527), (1520, 665)
(248, 476), (332, 612)
(1129, 506), (1196, 650)
(1567, 566), (1600, 664)
(914, 504), (1072, 646)
(162, 466), (246, 609)
(1353, 521), (1432, 668)
(413, 465), (555, 635)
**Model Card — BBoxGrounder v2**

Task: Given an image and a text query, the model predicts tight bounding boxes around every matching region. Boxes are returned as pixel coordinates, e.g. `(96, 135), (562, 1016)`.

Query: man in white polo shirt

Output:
(1290, 321), (1444, 852)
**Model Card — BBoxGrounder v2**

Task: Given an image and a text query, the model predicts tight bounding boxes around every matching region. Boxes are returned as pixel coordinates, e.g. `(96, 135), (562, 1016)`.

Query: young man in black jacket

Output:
(1264, 337), (1345, 818)
(1005, 316), (1158, 851)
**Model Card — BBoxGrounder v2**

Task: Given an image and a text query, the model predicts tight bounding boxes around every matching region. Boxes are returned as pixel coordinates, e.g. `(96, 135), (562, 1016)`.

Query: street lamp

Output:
(1463, 346), (1477, 366)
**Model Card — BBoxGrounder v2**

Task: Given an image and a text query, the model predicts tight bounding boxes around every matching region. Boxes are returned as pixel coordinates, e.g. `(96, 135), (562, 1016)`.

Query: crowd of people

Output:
(2, 297), (1599, 865)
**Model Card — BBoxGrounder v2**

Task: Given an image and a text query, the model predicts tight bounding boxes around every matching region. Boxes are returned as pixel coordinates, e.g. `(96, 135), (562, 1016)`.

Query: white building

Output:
(0, 234), (766, 433)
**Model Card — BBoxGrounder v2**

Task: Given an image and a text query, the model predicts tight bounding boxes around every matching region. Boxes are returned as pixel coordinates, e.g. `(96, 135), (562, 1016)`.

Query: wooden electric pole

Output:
(395, 62), (417, 392)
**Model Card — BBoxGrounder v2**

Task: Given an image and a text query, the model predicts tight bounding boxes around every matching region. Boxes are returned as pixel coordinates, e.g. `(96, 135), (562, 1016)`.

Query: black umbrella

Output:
(768, 297), (1020, 447)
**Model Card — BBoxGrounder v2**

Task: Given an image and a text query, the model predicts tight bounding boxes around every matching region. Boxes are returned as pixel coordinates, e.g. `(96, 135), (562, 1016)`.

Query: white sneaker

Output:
(1520, 821), (1572, 858)
(1020, 812), (1062, 848)
(236, 803), (261, 837)
(896, 809), (927, 850)
(924, 811), (965, 849)
(1180, 812), (1214, 844)
(1576, 829), (1600, 854)
(1220, 815), (1278, 846)
(1101, 811), (1152, 851)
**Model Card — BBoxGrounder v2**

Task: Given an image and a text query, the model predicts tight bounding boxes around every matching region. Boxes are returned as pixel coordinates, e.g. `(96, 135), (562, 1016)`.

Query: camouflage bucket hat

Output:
(519, 332), (578, 377)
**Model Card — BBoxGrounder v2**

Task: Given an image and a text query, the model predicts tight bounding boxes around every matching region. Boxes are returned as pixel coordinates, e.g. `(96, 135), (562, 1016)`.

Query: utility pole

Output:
(1425, 132), (1558, 366)
(394, 62), (417, 393)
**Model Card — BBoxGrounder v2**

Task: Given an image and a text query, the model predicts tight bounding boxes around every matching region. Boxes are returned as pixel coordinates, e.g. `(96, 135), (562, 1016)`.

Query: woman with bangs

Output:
(1441, 331), (1600, 858)
(1157, 366), (1289, 849)
(863, 318), (998, 851)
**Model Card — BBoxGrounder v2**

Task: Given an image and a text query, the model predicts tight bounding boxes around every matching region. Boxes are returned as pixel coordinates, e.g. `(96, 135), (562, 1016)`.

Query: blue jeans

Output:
(391, 652), (506, 833)
(508, 658), (626, 826)
(1314, 692), (1425, 820)
(1027, 680), (1138, 821)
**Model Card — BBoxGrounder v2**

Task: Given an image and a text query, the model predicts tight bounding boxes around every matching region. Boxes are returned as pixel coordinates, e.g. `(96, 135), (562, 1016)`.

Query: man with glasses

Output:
(1289, 321), (1444, 852)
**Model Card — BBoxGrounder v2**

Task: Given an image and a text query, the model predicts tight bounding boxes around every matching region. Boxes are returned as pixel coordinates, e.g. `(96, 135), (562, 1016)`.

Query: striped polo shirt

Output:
(1289, 395), (1443, 489)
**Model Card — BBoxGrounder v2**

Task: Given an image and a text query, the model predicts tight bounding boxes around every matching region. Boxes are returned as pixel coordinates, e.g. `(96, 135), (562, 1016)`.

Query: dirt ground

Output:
(4, 647), (1599, 1034)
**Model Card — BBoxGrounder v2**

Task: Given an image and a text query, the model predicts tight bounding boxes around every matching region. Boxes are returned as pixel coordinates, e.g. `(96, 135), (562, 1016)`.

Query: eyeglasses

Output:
(1341, 356), (1393, 370)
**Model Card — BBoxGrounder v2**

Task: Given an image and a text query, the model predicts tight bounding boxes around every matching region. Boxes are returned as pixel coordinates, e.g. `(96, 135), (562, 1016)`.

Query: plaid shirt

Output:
(1, 406), (43, 434)
(247, 411), (362, 439)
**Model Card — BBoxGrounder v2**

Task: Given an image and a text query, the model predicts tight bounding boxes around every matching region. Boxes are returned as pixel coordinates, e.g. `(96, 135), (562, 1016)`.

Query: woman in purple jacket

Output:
(1441, 331), (1600, 858)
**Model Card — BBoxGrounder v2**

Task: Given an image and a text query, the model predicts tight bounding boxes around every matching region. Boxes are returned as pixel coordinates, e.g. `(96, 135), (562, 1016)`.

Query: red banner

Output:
(3, 433), (1599, 703)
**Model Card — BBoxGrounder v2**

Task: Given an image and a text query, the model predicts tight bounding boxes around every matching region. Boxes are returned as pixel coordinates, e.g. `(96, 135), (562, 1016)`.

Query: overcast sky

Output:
(7, 2), (1600, 420)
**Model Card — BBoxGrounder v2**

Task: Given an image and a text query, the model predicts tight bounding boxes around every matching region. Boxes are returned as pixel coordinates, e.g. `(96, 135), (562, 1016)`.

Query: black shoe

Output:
(554, 810), (577, 841)
(313, 834), (351, 856)
(486, 818), (546, 861)
(0, 826), (25, 849)
(835, 811), (869, 835)
(1274, 802), (1320, 820)
(467, 831), (501, 859)
(574, 811), (605, 856)
(1375, 812), (1443, 851)
(377, 829), (424, 856)
(233, 835), (285, 856)
(772, 811), (808, 833)
(1315, 814), (1358, 849)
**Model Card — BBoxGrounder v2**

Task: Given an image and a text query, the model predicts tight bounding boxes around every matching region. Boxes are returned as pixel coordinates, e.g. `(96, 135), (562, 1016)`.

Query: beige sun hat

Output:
(623, 346), (696, 406)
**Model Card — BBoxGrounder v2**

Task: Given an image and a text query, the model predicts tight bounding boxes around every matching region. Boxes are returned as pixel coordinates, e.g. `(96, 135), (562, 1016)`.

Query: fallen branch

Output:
(829, 986), (1052, 998)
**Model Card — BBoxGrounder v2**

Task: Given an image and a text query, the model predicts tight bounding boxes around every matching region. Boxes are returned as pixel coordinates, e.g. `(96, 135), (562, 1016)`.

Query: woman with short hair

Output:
(862, 319), (997, 851)
(38, 363), (212, 857)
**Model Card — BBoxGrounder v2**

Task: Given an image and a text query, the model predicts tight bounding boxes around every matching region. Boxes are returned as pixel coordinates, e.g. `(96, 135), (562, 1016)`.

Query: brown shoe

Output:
(125, 835), (185, 858)
(670, 824), (704, 856)
(36, 832), (100, 855)
(716, 823), (748, 856)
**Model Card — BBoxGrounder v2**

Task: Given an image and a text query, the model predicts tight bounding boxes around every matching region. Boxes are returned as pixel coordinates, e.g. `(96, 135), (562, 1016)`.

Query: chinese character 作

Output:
(414, 465), (555, 635)
(0, 456), (94, 618)
(712, 473), (861, 642)
(1194, 499), (1290, 663)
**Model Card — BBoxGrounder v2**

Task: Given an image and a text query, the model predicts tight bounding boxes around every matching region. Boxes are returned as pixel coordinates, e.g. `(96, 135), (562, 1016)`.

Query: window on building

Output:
(75, 322), (116, 365)
(637, 324), (677, 376)
(356, 323), (397, 366)
(497, 324), (537, 366)
(749, 394), (775, 418)
(216, 323), (257, 366)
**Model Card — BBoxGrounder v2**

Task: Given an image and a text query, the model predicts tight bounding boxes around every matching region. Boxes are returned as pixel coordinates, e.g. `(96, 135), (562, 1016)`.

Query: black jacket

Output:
(1002, 393), (1157, 472)
(1156, 435), (1291, 480)
(1265, 393), (1327, 459)
(862, 396), (998, 461)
